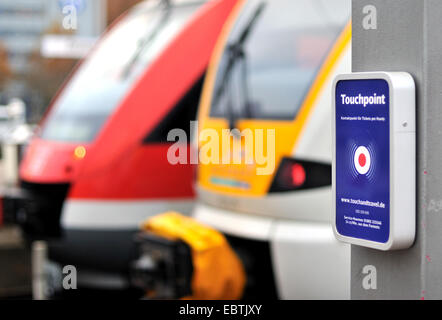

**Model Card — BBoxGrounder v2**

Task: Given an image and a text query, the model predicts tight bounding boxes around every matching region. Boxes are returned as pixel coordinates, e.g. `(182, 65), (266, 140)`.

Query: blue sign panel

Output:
(335, 79), (390, 243)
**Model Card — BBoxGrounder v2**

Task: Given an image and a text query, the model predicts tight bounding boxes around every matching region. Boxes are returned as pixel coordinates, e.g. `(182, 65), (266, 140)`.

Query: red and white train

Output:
(6, 0), (237, 292)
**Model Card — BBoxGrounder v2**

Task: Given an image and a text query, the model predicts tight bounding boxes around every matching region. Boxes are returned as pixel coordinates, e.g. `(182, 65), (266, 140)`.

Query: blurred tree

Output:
(107, 0), (144, 25)
(0, 42), (12, 90)
(24, 23), (78, 122)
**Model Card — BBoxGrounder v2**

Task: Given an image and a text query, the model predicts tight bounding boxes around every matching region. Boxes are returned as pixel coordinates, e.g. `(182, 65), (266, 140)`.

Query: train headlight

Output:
(73, 146), (86, 159)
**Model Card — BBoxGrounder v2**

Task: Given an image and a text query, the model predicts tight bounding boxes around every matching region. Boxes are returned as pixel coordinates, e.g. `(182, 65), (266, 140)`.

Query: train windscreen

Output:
(41, 1), (200, 143)
(210, 0), (349, 121)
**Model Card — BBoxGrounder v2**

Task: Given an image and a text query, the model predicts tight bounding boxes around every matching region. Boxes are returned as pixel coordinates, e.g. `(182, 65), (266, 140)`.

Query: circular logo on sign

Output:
(354, 146), (371, 175)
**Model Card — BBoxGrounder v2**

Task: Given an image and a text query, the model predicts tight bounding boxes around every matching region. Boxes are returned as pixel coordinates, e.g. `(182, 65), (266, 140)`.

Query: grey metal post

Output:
(352, 0), (442, 299)
(32, 241), (48, 300)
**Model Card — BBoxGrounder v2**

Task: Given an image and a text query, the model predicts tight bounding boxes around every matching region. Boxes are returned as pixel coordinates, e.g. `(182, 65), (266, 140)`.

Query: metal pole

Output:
(32, 241), (48, 300)
(352, 0), (442, 299)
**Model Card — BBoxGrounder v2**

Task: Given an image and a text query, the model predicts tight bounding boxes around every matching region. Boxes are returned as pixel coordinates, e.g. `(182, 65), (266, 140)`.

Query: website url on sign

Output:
(341, 197), (386, 208)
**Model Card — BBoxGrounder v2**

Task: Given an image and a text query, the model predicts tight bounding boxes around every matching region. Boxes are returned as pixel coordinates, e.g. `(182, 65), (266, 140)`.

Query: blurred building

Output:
(0, 0), (143, 122)
(0, 0), (107, 75)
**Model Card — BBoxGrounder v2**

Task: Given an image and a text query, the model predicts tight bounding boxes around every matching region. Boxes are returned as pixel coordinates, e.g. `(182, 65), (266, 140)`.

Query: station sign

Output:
(332, 72), (416, 250)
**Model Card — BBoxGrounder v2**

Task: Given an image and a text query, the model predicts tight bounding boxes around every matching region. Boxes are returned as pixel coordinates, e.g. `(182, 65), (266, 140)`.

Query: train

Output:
(5, 0), (238, 294)
(192, 0), (352, 299)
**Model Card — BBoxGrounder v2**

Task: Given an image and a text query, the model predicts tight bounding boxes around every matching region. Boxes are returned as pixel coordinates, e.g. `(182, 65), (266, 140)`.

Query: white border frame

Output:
(332, 72), (416, 251)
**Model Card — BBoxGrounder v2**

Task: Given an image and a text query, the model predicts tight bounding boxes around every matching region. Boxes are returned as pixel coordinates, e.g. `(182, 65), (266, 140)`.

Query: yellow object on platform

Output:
(142, 212), (246, 300)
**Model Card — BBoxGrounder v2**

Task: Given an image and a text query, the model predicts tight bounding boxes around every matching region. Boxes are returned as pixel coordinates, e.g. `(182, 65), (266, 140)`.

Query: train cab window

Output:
(210, 0), (349, 121)
(40, 0), (200, 143)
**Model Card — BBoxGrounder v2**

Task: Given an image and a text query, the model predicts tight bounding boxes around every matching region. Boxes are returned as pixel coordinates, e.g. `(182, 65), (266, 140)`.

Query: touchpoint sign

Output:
(332, 72), (416, 250)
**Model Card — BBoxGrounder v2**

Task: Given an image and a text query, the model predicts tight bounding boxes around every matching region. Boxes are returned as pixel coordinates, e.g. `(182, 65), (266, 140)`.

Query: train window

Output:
(40, 1), (199, 143)
(210, 0), (350, 121)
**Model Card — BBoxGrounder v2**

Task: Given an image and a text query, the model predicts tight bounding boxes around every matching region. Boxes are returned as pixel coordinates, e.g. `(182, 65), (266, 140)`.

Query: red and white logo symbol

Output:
(354, 146), (371, 175)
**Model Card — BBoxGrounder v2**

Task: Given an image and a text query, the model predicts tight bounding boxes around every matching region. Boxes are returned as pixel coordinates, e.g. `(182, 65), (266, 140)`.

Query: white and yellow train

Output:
(193, 0), (352, 299)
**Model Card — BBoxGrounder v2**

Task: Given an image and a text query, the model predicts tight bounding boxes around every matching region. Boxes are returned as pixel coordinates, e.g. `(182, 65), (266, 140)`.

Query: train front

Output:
(195, 0), (352, 299)
(3, 0), (227, 294)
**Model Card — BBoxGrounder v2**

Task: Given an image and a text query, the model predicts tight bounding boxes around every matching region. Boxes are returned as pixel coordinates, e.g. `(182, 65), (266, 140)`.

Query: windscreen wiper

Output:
(212, 2), (266, 131)
(121, 0), (172, 78)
